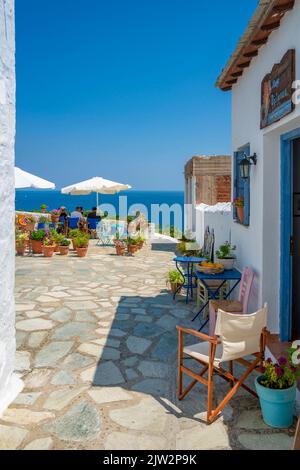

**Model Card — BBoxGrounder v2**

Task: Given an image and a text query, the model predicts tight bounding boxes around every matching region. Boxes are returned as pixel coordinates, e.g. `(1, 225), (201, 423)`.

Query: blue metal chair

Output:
(67, 217), (80, 229)
(87, 216), (101, 230)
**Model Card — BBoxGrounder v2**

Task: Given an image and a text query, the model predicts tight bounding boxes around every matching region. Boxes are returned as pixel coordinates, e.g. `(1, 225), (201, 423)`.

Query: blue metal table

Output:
(193, 268), (242, 330)
(173, 256), (206, 303)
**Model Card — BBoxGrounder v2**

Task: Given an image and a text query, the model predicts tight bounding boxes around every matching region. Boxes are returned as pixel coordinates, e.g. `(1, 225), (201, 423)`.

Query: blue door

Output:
(280, 128), (300, 341)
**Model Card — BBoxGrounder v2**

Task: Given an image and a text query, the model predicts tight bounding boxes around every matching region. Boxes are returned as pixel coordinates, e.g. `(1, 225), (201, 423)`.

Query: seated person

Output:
(59, 206), (68, 220)
(70, 207), (83, 219)
(87, 207), (99, 219)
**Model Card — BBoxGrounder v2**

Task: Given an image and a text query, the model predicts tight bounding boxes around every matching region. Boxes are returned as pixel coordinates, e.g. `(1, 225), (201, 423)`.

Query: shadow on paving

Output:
(91, 290), (264, 447)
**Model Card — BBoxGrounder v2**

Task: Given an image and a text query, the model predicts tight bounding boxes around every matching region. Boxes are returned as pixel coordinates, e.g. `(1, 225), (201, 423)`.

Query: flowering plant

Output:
(260, 352), (298, 390)
(51, 209), (60, 216)
(16, 231), (28, 244)
(233, 196), (244, 208)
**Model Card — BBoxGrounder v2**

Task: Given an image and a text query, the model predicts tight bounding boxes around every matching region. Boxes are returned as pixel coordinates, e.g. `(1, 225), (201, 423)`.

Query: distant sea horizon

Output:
(16, 189), (185, 232)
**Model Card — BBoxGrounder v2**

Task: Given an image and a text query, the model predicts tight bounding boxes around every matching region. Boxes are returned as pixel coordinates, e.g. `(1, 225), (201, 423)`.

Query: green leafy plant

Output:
(127, 237), (138, 245)
(167, 269), (183, 284)
(30, 229), (46, 241)
(260, 351), (298, 390)
(43, 238), (55, 247)
(75, 233), (89, 248)
(58, 237), (71, 247)
(38, 216), (48, 223)
(176, 240), (203, 257)
(216, 242), (236, 260)
(40, 204), (47, 210)
(16, 231), (28, 244)
(69, 229), (80, 239)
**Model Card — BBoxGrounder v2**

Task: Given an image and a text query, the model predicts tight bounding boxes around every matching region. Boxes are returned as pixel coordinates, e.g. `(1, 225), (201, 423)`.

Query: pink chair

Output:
(208, 267), (254, 336)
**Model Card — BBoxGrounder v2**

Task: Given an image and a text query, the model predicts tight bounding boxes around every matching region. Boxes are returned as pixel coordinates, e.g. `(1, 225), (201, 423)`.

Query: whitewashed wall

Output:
(195, 204), (232, 251)
(0, 0), (22, 415)
(231, 3), (300, 332)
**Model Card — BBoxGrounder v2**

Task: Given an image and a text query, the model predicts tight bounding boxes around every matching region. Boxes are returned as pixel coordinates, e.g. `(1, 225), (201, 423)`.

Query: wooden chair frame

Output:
(177, 325), (268, 424)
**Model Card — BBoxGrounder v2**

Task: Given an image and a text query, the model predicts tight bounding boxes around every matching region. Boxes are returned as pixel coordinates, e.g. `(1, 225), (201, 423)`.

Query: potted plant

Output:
(25, 214), (36, 231)
(40, 204), (47, 214)
(255, 350), (298, 429)
(30, 229), (46, 254)
(136, 234), (145, 249)
(127, 237), (139, 255)
(113, 239), (127, 256)
(50, 229), (61, 252)
(234, 196), (244, 224)
(69, 229), (80, 250)
(215, 242), (236, 270)
(38, 215), (49, 229)
(57, 235), (71, 256)
(42, 238), (55, 258)
(75, 233), (89, 257)
(166, 269), (183, 294)
(15, 231), (28, 256)
(51, 209), (60, 224)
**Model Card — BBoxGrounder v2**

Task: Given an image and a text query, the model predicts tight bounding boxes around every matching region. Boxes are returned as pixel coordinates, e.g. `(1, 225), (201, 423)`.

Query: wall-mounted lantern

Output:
(239, 152), (257, 179)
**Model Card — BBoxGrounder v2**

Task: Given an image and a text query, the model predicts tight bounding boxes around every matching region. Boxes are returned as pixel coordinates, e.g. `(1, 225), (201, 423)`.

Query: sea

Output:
(16, 189), (185, 233)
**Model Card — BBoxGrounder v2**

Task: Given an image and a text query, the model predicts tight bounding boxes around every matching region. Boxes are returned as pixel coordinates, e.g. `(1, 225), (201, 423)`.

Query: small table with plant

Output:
(172, 256), (206, 303)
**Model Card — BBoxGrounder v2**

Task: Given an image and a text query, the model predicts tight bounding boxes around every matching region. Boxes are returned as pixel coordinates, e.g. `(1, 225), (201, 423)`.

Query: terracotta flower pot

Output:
(59, 245), (69, 256)
(54, 244), (60, 253)
(76, 246), (88, 257)
(51, 215), (59, 224)
(128, 244), (138, 255)
(43, 245), (55, 258)
(16, 243), (26, 256)
(31, 240), (43, 254)
(116, 245), (126, 256)
(137, 241), (144, 249)
(169, 281), (181, 294)
(237, 206), (244, 224)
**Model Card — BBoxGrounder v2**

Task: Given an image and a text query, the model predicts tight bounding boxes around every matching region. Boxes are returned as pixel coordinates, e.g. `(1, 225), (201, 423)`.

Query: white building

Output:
(0, 0), (23, 414)
(216, 0), (300, 341)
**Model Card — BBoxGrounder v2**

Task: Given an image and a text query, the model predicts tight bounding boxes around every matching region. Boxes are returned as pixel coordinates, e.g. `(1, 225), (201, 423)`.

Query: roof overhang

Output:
(216, 0), (295, 91)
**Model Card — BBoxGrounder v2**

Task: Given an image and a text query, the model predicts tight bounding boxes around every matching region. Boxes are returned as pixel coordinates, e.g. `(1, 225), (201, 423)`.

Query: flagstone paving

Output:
(0, 241), (296, 450)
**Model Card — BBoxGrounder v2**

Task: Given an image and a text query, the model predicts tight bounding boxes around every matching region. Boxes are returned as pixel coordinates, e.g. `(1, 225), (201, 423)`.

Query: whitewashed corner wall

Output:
(0, 0), (23, 414)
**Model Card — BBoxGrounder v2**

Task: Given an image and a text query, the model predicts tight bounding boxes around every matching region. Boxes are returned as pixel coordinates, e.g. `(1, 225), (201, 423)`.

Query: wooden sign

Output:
(261, 49), (295, 129)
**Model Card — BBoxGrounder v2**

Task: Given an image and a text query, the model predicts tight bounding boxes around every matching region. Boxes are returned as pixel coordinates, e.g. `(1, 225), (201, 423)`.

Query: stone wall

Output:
(0, 0), (22, 414)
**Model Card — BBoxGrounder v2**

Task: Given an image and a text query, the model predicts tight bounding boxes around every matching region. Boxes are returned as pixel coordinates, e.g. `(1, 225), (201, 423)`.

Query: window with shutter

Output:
(233, 145), (250, 226)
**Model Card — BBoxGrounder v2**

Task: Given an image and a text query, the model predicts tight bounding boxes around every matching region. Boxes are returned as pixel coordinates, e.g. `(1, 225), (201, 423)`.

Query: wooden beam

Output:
(231, 71), (243, 77)
(251, 37), (269, 46)
(237, 60), (251, 69)
(244, 50), (258, 58)
(261, 20), (281, 31)
(272, 1), (295, 14)
(221, 86), (232, 92)
(226, 78), (238, 85)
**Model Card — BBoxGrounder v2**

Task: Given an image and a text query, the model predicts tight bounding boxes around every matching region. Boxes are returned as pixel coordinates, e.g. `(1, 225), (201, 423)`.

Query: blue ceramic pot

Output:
(255, 376), (296, 428)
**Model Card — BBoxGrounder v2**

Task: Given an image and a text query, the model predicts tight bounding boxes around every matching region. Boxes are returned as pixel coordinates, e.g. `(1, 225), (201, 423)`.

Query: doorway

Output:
(280, 129), (300, 341)
(292, 138), (300, 339)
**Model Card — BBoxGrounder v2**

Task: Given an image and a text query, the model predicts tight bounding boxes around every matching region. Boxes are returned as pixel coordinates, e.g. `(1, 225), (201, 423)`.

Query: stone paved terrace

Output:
(0, 241), (296, 450)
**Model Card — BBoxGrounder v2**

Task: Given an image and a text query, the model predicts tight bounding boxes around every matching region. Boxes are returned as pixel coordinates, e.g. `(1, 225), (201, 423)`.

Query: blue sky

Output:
(15, 0), (257, 190)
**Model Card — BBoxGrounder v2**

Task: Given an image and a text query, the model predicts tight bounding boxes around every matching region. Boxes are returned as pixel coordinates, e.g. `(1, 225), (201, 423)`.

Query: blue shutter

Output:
(233, 146), (250, 227)
(233, 152), (238, 221)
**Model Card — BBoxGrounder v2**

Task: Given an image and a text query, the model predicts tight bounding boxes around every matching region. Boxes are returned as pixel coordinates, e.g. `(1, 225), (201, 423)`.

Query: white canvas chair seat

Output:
(177, 304), (268, 424)
(184, 342), (223, 367)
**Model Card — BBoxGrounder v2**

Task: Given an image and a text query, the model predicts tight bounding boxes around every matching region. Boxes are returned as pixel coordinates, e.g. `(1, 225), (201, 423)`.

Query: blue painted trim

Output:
(280, 127), (300, 341)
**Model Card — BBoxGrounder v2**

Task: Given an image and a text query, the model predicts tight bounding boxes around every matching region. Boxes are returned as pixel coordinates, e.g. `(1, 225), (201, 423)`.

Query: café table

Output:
(192, 268), (242, 330)
(173, 256), (206, 303)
